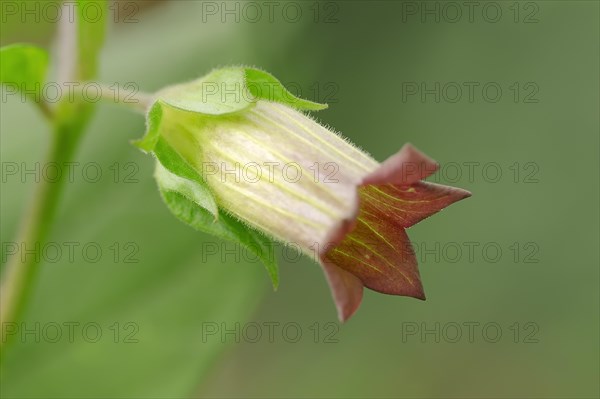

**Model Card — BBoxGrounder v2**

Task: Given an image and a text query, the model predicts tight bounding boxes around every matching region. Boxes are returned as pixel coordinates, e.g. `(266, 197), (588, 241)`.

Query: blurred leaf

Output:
(0, 44), (49, 102)
(0, 104), (270, 398)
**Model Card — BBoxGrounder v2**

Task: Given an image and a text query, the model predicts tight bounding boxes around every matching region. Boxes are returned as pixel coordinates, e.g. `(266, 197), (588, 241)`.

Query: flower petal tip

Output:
(460, 188), (473, 199)
(410, 286), (426, 301)
(319, 261), (364, 323)
(362, 143), (440, 186)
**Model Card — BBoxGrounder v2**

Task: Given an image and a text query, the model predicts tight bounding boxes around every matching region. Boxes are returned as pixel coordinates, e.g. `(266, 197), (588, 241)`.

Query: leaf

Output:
(157, 165), (279, 289)
(0, 44), (49, 102)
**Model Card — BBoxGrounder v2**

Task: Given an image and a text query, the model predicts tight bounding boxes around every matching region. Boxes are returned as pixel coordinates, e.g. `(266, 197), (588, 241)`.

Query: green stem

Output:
(0, 118), (84, 354)
(95, 83), (154, 113)
(0, 81), (145, 354)
(0, 0), (110, 359)
(0, 85), (147, 353)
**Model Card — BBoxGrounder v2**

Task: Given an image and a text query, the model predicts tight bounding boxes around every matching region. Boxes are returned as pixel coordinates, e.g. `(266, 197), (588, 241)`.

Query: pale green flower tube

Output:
(161, 100), (379, 254)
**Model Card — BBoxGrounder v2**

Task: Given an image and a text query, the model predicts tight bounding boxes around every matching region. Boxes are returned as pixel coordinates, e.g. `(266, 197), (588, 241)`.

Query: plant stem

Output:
(0, 83), (148, 354)
(0, 119), (83, 354)
(0, 0), (111, 358)
(96, 83), (154, 113)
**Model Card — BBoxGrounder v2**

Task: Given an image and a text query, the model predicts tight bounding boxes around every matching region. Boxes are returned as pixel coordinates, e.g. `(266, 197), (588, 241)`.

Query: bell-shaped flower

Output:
(135, 67), (470, 321)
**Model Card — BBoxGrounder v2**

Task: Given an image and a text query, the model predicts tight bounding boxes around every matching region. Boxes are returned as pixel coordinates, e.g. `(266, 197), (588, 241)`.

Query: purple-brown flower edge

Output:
(319, 144), (471, 321)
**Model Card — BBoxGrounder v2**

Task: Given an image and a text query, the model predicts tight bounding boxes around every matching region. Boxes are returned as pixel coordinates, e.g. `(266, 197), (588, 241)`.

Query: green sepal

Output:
(133, 101), (164, 152)
(134, 67), (328, 151)
(155, 161), (218, 220)
(157, 67), (252, 115)
(157, 166), (279, 289)
(134, 101), (218, 218)
(244, 67), (328, 111)
(156, 66), (328, 116)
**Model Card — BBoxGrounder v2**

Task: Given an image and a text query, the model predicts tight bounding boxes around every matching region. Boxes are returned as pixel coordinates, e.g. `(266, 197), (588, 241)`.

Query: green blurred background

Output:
(1, 1), (598, 397)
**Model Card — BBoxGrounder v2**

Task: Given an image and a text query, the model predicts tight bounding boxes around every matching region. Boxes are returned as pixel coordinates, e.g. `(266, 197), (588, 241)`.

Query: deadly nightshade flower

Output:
(135, 67), (471, 321)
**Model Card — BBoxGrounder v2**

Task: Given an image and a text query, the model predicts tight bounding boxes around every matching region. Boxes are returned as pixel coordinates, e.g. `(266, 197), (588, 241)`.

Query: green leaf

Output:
(157, 165), (279, 289)
(0, 44), (49, 102)
(245, 67), (329, 111)
(76, 0), (106, 80)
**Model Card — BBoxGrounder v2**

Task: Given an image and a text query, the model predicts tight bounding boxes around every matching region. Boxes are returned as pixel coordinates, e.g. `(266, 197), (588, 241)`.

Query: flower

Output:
(136, 67), (471, 321)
